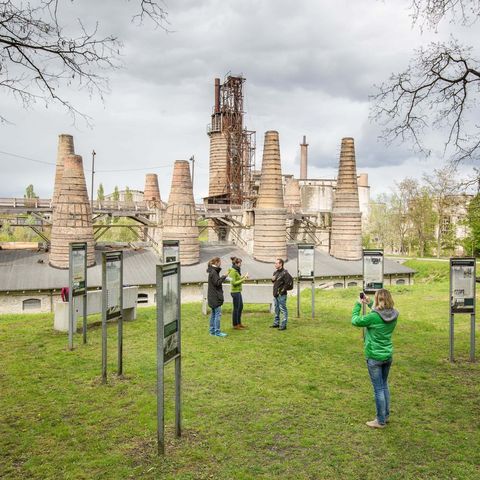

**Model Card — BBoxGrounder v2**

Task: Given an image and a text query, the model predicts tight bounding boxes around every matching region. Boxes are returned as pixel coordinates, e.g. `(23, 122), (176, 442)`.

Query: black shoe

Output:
(279, 325), (287, 331)
(270, 324), (279, 328)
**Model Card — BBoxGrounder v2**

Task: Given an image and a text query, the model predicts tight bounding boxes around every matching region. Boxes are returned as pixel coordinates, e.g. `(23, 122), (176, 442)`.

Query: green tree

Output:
(112, 186), (120, 202)
(24, 184), (37, 199)
(97, 183), (105, 201)
(124, 186), (133, 203)
(465, 194), (480, 256)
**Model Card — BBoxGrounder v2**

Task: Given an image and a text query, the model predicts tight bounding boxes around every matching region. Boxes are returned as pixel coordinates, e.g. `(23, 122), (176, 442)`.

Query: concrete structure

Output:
(163, 160), (200, 265)
(300, 135), (308, 179)
(253, 131), (287, 262)
(284, 175), (301, 211)
(52, 134), (75, 206)
(330, 138), (363, 261)
(49, 154), (95, 268)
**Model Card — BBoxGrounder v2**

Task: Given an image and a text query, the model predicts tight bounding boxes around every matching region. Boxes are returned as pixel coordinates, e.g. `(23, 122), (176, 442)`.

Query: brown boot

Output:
(233, 325), (242, 330)
(239, 324), (248, 329)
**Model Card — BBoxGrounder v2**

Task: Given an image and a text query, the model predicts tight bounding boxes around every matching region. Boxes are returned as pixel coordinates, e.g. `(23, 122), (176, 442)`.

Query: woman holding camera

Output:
(228, 256), (249, 330)
(352, 289), (398, 429)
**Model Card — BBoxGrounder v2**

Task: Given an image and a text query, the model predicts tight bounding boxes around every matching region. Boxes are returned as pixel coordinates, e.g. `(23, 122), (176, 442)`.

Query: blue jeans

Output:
(231, 292), (243, 326)
(366, 358), (392, 425)
(209, 306), (222, 334)
(273, 294), (288, 327)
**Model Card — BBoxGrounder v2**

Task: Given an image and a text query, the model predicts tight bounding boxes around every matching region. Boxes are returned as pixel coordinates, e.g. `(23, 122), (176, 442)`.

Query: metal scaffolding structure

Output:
(207, 74), (255, 205)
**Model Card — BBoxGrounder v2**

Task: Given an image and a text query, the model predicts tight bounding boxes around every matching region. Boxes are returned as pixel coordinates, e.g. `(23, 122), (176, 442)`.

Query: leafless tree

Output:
(0, 0), (168, 124)
(372, 1), (480, 164)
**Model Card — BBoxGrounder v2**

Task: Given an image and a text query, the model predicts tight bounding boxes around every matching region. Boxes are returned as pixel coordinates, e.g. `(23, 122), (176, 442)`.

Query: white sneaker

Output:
(366, 419), (386, 429)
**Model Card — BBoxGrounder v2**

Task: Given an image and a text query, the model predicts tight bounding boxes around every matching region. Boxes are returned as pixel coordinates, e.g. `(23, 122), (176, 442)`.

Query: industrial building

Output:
(0, 74), (413, 313)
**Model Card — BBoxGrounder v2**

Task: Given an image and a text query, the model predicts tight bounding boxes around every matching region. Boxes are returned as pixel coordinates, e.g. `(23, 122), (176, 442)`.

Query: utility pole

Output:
(190, 155), (195, 189)
(91, 150), (96, 212)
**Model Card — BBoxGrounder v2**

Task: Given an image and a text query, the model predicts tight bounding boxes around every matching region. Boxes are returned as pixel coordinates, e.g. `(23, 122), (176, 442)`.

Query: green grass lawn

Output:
(1, 276), (480, 479)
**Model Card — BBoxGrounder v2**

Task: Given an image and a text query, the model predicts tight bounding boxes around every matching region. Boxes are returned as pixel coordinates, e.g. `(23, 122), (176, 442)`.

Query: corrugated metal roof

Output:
(0, 245), (414, 291)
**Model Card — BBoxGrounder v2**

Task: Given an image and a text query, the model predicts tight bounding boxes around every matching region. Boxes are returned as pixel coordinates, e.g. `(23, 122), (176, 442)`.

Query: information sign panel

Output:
(156, 261), (182, 455)
(105, 252), (122, 320)
(70, 242), (87, 296)
(163, 240), (180, 264)
(450, 258), (475, 313)
(363, 249), (384, 293)
(161, 264), (181, 364)
(298, 244), (315, 279)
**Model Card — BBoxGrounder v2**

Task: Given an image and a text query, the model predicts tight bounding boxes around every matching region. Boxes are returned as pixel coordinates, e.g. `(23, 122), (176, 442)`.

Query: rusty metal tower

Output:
(207, 74), (255, 205)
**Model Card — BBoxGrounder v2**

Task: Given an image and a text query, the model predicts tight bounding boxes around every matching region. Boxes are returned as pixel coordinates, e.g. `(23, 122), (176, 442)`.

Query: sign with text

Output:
(297, 244), (315, 279)
(158, 263), (181, 364)
(103, 251), (123, 320)
(363, 249), (384, 293)
(163, 240), (180, 264)
(70, 242), (87, 296)
(450, 258), (476, 313)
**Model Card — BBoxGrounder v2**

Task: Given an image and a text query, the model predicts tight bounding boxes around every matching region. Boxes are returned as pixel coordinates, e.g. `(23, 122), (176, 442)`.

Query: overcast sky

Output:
(0, 0), (477, 201)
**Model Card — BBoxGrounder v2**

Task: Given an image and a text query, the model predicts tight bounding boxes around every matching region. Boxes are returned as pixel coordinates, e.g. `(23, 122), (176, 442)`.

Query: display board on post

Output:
(297, 244), (315, 319)
(68, 242), (88, 350)
(162, 240), (180, 264)
(101, 251), (124, 383)
(449, 258), (476, 362)
(156, 261), (182, 456)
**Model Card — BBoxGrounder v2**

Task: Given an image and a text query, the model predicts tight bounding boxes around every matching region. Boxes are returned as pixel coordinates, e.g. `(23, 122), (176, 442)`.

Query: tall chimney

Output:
(144, 173), (161, 205)
(49, 154), (95, 268)
(163, 160), (200, 265)
(52, 134), (75, 206)
(329, 138), (362, 260)
(214, 78), (221, 114)
(253, 131), (287, 262)
(300, 135), (308, 179)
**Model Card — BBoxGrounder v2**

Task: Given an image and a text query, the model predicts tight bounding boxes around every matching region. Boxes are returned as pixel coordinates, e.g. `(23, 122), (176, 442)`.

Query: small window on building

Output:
(347, 282), (358, 287)
(23, 298), (41, 311)
(396, 279), (406, 285)
(333, 282), (344, 289)
(137, 293), (149, 304)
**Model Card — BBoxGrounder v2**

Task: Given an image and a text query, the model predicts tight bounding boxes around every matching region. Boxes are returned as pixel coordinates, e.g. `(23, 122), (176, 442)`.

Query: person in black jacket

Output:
(207, 257), (228, 337)
(270, 258), (289, 330)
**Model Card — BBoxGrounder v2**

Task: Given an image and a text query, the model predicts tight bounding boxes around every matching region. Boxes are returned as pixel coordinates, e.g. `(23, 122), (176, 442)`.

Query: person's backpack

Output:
(284, 271), (294, 291)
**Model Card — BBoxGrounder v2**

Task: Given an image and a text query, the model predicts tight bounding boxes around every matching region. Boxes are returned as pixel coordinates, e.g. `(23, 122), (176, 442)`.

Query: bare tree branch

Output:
(371, 39), (480, 163)
(0, 0), (169, 124)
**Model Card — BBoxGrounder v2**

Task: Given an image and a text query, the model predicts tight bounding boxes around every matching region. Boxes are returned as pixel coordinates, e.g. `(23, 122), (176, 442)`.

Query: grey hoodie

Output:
(372, 307), (399, 323)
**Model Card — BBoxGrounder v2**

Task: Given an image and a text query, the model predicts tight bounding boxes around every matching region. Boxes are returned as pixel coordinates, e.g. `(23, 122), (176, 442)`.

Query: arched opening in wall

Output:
(137, 293), (149, 304)
(396, 279), (406, 285)
(23, 298), (41, 311)
(347, 282), (358, 287)
(333, 283), (344, 289)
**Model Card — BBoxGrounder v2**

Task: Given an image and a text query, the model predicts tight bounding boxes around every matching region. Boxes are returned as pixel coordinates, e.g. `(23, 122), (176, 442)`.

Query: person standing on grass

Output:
(270, 258), (290, 331)
(351, 289), (399, 429)
(228, 256), (249, 330)
(207, 257), (228, 337)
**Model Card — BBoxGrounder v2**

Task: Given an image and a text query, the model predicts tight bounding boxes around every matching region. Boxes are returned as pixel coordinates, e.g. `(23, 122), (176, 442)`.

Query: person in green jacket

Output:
(228, 256), (249, 330)
(352, 288), (398, 429)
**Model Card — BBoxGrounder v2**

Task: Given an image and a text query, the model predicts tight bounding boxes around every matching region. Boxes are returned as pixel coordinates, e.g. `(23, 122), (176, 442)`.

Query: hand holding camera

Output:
(359, 291), (369, 304)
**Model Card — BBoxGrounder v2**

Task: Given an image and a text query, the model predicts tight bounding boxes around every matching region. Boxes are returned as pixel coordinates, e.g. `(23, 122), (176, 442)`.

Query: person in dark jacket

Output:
(270, 258), (289, 330)
(207, 257), (228, 337)
(352, 288), (399, 429)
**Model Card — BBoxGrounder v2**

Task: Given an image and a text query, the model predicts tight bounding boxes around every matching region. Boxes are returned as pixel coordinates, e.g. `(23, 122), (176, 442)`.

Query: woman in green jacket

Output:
(228, 257), (249, 330)
(352, 289), (398, 429)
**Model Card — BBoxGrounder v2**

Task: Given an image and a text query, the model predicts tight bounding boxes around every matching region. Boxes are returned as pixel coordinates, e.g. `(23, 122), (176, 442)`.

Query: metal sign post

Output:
(101, 251), (123, 383)
(449, 258), (476, 362)
(156, 261), (182, 455)
(297, 244), (316, 319)
(162, 240), (180, 264)
(362, 250), (384, 336)
(68, 242), (88, 350)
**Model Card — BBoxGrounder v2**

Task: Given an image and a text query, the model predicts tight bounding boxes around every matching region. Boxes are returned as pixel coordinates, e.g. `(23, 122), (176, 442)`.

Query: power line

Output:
(0, 150), (55, 166)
